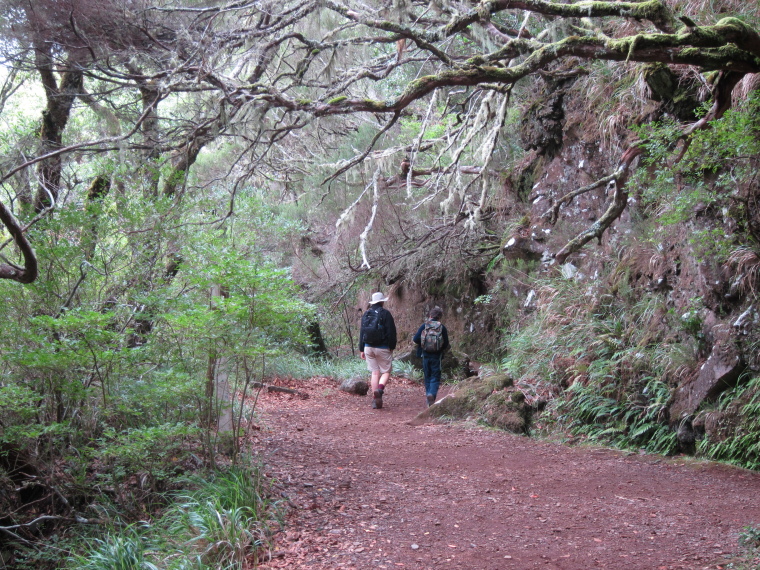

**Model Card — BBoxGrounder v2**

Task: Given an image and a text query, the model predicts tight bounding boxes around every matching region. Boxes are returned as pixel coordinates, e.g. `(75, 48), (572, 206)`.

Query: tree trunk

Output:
(32, 44), (83, 212)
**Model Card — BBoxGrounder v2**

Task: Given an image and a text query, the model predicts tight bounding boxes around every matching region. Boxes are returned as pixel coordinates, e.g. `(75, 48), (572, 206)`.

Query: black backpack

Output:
(362, 308), (386, 345)
(421, 319), (444, 353)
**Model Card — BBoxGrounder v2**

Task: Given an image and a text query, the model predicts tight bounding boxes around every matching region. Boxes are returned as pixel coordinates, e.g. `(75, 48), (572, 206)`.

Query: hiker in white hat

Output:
(359, 292), (397, 409)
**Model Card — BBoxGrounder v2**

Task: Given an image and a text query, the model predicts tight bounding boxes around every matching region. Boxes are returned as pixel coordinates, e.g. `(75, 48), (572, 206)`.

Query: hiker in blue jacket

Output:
(359, 292), (397, 409)
(413, 306), (450, 407)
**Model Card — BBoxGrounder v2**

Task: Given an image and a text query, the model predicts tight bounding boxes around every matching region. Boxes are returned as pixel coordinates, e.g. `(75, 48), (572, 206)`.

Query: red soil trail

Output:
(253, 377), (760, 569)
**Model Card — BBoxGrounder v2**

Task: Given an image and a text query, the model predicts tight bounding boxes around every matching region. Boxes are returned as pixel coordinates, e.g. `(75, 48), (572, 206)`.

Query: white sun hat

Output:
(370, 292), (389, 304)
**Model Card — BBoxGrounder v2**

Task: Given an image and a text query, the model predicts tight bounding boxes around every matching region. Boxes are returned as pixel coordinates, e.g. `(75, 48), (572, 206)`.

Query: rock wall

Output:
(502, 75), (758, 428)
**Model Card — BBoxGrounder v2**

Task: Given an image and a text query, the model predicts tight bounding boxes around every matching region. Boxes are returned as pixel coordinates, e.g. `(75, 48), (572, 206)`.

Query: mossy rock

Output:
(511, 390), (526, 404)
(487, 410), (528, 433)
(484, 373), (514, 391)
(425, 376), (531, 434)
(428, 392), (475, 419)
(483, 389), (530, 434)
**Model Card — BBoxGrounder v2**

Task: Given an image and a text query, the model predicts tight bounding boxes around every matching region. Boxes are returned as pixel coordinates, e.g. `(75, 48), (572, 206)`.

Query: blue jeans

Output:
(422, 353), (442, 397)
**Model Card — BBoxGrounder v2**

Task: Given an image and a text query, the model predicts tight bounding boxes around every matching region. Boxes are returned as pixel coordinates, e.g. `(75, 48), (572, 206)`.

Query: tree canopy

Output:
(1, 0), (759, 281)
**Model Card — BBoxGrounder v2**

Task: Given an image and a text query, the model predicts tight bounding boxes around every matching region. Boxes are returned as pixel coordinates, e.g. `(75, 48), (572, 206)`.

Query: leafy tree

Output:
(1, 0), (759, 281)
(2, 0), (760, 562)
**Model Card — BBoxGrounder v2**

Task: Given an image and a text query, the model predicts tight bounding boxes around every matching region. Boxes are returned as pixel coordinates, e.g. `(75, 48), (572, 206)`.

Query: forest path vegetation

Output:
(254, 377), (760, 569)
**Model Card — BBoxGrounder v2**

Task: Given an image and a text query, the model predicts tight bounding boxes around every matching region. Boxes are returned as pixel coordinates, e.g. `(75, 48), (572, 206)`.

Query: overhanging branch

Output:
(0, 200), (38, 283)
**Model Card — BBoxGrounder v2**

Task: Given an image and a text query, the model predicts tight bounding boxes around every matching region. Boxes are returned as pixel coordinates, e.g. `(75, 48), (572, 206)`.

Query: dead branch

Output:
(252, 382), (309, 398)
(544, 173), (618, 224)
(553, 69), (744, 264)
(321, 112), (400, 185)
(554, 145), (643, 265)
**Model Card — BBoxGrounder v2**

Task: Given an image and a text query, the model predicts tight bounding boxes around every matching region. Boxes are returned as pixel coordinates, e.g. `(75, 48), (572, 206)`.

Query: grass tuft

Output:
(266, 355), (367, 381)
(68, 462), (277, 570)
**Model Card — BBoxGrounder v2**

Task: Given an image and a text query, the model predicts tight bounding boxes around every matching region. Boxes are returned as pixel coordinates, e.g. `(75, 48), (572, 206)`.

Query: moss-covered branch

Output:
(258, 18), (760, 118)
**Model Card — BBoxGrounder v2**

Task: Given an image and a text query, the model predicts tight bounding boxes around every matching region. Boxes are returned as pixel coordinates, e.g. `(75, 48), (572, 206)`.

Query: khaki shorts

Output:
(364, 347), (393, 374)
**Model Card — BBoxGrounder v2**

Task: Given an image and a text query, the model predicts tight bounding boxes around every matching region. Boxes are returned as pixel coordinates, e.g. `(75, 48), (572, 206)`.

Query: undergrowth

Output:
(66, 462), (277, 570)
(697, 375), (760, 470)
(493, 257), (760, 470)
(724, 523), (760, 569)
(501, 271), (696, 456)
(266, 355), (367, 381)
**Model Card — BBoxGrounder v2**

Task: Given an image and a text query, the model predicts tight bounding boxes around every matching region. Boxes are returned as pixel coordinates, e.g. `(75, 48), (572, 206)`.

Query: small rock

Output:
(411, 544), (419, 550)
(340, 376), (370, 396)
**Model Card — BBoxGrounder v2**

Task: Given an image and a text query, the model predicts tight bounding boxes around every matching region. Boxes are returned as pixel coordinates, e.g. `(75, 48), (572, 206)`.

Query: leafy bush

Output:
(633, 93), (760, 261)
(97, 423), (200, 486)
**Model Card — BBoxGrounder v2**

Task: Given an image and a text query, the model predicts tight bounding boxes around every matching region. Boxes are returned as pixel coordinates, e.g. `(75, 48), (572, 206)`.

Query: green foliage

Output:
(399, 114), (452, 142)
(97, 423), (199, 484)
(698, 376), (760, 470)
(0, 151), (315, 562)
(394, 360), (422, 382)
(501, 269), (692, 454)
(266, 355), (367, 381)
(727, 523), (760, 569)
(164, 464), (276, 569)
(68, 464), (275, 570)
(556, 377), (679, 455)
(632, 93), (760, 260)
(739, 524), (760, 550)
(70, 527), (159, 570)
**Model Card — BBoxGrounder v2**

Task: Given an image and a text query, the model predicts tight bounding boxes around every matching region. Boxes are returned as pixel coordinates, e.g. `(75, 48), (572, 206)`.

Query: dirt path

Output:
(252, 376), (760, 570)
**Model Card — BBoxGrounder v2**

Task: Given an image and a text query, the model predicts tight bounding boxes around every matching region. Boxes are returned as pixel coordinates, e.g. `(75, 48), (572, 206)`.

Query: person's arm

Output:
(358, 315), (366, 356)
(412, 323), (423, 345)
(386, 310), (397, 351)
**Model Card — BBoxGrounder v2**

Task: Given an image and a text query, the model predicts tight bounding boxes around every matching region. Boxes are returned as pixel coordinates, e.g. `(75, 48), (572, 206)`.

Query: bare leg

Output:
(370, 370), (381, 392)
(378, 371), (390, 389)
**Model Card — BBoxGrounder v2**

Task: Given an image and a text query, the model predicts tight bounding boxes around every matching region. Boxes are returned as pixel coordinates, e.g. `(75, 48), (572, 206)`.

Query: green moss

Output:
(483, 390), (530, 433)
(427, 376), (531, 434)
(429, 393), (473, 419)
(485, 373), (514, 391)
(511, 391), (526, 404)
(715, 17), (750, 31)
(296, 99), (312, 106)
(361, 99), (387, 112)
(487, 410), (527, 433)
(327, 96), (348, 105)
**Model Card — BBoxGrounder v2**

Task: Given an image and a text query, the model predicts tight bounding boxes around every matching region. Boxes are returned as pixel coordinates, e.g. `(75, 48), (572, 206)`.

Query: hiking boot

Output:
(427, 394), (436, 407)
(373, 389), (383, 409)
